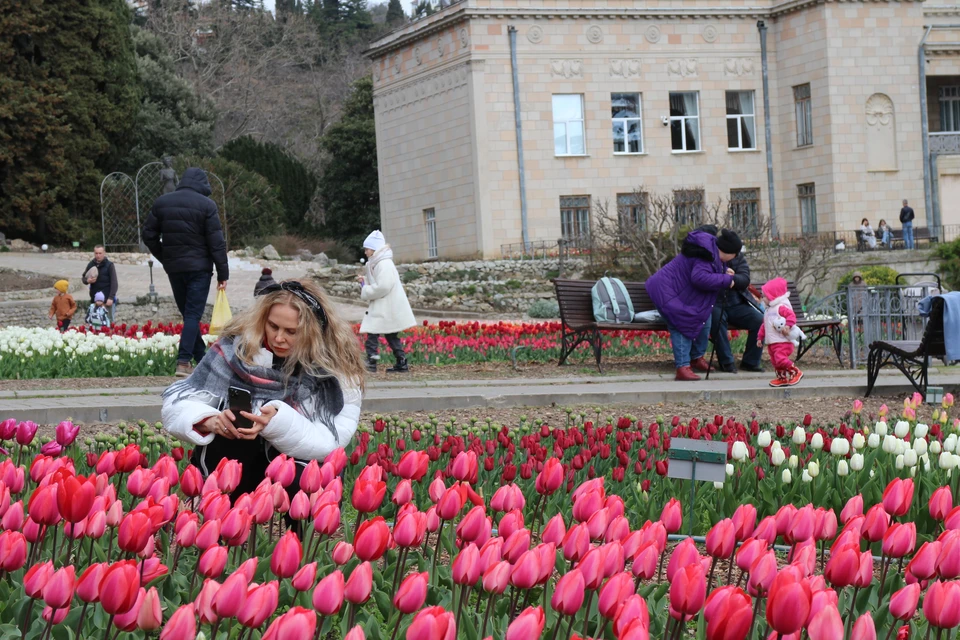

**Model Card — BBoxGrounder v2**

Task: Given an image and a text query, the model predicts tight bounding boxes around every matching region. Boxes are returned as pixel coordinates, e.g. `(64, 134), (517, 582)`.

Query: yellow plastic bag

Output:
(210, 290), (232, 337)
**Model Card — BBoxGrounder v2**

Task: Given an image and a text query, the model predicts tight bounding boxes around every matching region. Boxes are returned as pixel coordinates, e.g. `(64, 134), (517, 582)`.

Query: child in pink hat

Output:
(756, 277), (803, 387)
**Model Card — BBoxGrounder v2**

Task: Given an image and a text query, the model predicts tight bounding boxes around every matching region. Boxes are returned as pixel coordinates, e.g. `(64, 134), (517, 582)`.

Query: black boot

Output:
(365, 356), (378, 373)
(386, 353), (409, 373)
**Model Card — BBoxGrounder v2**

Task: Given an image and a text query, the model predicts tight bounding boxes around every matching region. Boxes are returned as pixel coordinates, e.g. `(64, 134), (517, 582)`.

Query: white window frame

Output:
(611, 93), (644, 155)
(794, 84), (813, 147)
(553, 94), (586, 156)
(726, 91), (757, 151)
(798, 184), (817, 234)
(424, 208), (438, 259)
(669, 91), (701, 153)
(560, 196), (591, 241)
(939, 86), (960, 132)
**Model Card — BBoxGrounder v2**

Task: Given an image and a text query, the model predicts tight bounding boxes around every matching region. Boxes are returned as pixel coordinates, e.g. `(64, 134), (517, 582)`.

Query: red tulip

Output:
(706, 519), (736, 559)
(506, 606), (544, 640)
(0, 531), (27, 572)
(27, 485), (60, 527)
(351, 477), (387, 514)
(931, 486), (954, 521)
(852, 612), (877, 640)
(882, 478), (914, 517)
(160, 604), (196, 640)
(271, 530), (303, 579)
(137, 587), (163, 631)
(262, 606), (316, 640)
(766, 568), (812, 635)
(704, 586), (752, 640)
(55, 474), (95, 524)
(825, 543), (860, 588)
(882, 523), (917, 559)
(452, 543), (481, 586)
(396, 451), (429, 482)
(807, 604), (843, 640)
(344, 562), (373, 604)
(924, 580), (960, 629)
(670, 563), (706, 619)
(239, 581), (279, 628)
(42, 565), (75, 609)
(99, 561), (141, 615)
(551, 568), (585, 616)
(24, 561), (54, 599)
(889, 583), (921, 620)
(354, 517), (390, 562)
(394, 572), (429, 613)
(535, 458), (563, 495)
(660, 498), (682, 534)
(117, 512), (152, 554)
(406, 606), (456, 640)
(862, 505), (890, 543)
(598, 572), (634, 619)
(198, 546), (228, 579)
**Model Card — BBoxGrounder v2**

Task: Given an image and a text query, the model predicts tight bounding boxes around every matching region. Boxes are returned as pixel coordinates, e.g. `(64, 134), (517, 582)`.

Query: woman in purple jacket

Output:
(646, 229), (741, 381)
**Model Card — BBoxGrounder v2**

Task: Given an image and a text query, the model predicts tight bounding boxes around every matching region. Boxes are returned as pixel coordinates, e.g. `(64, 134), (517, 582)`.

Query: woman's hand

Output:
(726, 268), (735, 276)
(729, 279), (736, 288)
(200, 410), (243, 440)
(237, 404), (278, 440)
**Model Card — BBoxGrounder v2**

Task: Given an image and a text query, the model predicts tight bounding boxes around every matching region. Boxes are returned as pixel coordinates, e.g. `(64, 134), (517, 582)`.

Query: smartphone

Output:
(228, 386), (254, 430)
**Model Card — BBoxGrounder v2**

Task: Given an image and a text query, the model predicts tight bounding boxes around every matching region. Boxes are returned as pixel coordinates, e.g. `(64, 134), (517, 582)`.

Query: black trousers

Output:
(191, 435), (304, 504)
(364, 333), (405, 360)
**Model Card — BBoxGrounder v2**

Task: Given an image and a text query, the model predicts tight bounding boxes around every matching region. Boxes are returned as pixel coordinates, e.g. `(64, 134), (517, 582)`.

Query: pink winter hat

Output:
(761, 277), (788, 301)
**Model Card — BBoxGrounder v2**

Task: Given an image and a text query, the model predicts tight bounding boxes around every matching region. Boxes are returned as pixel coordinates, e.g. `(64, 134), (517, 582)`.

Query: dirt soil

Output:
(0, 268), (56, 293)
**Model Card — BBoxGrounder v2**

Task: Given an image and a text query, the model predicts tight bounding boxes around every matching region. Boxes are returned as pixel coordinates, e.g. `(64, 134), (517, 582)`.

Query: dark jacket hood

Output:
(177, 168), (212, 197)
(680, 230), (719, 261)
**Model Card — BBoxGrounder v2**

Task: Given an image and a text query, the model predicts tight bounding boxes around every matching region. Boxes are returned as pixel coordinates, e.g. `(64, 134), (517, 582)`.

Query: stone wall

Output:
(0, 297), (212, 329)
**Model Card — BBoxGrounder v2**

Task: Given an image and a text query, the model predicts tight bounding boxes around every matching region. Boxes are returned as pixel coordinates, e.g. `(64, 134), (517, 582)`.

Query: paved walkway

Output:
(2, 368), (956, 424)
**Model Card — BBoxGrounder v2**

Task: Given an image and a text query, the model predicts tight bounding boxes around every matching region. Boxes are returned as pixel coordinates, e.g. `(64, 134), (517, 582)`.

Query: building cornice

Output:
(366, 0), (925, 59)
(924, 4), (960, 16)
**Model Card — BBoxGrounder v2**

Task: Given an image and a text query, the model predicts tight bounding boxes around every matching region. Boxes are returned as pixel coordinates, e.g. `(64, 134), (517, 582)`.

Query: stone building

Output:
(367, 0), (960, 261)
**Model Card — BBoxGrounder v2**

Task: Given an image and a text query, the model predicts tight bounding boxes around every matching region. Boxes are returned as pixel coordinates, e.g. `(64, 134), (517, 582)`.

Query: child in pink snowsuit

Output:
(756, 277), (804, 387)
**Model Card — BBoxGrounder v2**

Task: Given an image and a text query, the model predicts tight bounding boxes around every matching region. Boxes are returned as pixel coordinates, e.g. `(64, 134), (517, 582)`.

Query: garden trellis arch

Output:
(99, 164), (229, 251)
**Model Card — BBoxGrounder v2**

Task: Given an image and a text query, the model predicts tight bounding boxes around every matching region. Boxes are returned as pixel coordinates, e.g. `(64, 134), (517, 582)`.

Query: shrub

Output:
(935, 237), (960, 291)
(528, 299), (560, 319)
(402, 270), (422, 284)
(836, 265), (900, 290)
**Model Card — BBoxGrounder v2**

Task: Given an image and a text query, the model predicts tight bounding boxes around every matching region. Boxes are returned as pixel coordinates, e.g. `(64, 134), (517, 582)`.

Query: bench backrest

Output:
(553, 279), (657, 327)
(786, 281), (807, 321)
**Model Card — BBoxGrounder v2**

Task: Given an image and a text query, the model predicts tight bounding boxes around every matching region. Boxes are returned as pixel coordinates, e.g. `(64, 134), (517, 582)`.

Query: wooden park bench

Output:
(865, 296), (946, 397)
(889, 227), (939, 249)
(553, 278), (845, 372)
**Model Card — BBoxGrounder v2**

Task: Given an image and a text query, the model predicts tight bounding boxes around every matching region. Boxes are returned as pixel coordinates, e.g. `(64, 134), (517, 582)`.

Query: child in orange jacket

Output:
(48, 280), (77, 332)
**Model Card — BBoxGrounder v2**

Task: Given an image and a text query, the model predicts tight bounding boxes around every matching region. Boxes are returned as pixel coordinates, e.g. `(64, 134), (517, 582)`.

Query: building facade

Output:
(367, 0), (960, 262)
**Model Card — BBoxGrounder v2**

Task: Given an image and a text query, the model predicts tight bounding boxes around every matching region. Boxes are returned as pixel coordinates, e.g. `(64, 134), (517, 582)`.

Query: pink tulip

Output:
(113, 587), (146, 632)
(938, 532), (960, 579)
(137, 587), (163, 632)
(747, 551), (778, 597)
(24, 561), (54, 599)
(42, 566), (75, 609)
(160, 604), (196, 640)
(808, 603), (843, 640)
(393, 572), (429, 614)
(666, 538), (700, 582)
(840, 494), (863, 524)
(613, 594), (650, 637)
(332, 542), (354, 565)
(198, 546), (228, 579)
(551, 568), (585, 616)
(344, 562), (373, 604)
(889, 583), (921, 620)
(631, 541), (659, 581)
(0, 530), (27, 572)
(345, 626), (366, 640)
(851, 612), (877, 640)
(660, 498), (682, 534)
(482, 561), (512, 595)
(670, 563), (706, 619)
(354, 517), (390, 562)
(931, 486), (953, 521)
(214, 571), (249, 619)
(923, 580), (960, 629)
(263, 606), (316, 640)
(239, 581), (279, 628)
(882, 478), (914, 517)
(271, 530), (303, 579)
(313, 570), (345, 615)
(706, 518), (736, 559)
(292, 562), (317, 592)
(509, 549), (542, 590)
(505, 606), (544, 640)
(452, 543), (481, 586)
(598, 572), (634, 620)
(882, 523), (917, 559)
(542, 514), (566, 546)
(861, 504), (890, 543)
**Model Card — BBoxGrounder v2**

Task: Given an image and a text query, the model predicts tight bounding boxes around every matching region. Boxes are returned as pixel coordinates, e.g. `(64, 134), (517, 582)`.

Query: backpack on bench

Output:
(592, 277), (634, 323)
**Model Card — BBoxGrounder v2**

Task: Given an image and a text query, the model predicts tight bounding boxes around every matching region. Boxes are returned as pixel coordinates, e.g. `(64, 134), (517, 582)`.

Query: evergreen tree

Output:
(318, 76), (378, 256)
(120, 26), (216, 172)
(219, 136), (318, 233)
(413, 1), (435, 18)
(385, 0), (405, 25)
(0, 0), (140, 243)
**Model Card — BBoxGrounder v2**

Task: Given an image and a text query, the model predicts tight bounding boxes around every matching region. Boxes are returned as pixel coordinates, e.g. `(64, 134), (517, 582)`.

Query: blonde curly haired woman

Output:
(161, 280), (366, 498)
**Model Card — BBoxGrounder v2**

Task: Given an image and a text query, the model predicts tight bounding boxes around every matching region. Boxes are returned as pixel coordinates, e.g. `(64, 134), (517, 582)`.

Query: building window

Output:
(670, 92), (701, 152)
(617, 192), (648, 232)
(798, 184), (817, 234)
(553, 95), (585, 156)
(939, 86), (960, 132)
(726, 91), (756, 150)
(794, 84), (813, 147)
(424, 208), (438, 259)
(673, 189), (704, 226)
(612, 93), (643, 154)
(560, 196), (591, 240)
(729, 188), (760, 237)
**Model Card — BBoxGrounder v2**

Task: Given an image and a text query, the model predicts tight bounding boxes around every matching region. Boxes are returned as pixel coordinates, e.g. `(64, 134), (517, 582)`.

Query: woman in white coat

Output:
(359, 230), (417, 373)
(160, 279), (366, 499)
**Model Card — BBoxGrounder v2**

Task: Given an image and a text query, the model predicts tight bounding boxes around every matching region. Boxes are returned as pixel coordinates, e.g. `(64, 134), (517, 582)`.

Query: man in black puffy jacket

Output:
(143, 167), (229, 377)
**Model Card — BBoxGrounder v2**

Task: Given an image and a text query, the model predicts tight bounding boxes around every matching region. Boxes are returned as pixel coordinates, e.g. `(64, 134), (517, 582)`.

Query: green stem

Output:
(480, 593), (496, 639)
(748, 596), (762, 640)
(103, 614), (115, 640)
(845, 587), (860, 639)
(20, 599), (34, 638)
(581, 590), (595, 638)
(430, 520), (446, 587)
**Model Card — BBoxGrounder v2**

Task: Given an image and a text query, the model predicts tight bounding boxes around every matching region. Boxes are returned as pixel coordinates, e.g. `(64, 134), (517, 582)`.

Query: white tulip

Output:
(850, 453), (864, 471)
(931, 441), (943, 456)
(731, 442), (748, 462)
(837, 460), (849, 476)
(910, 466), (917, 477)
(954, 454), (960, 469)
(896, 440), (908, 456)
(945, 434), (958, 453)
(914, 439), (928, 456)
(771, 448), (786, 467)
(904, 449), (918, 467)
(811, 434), (825, 451)
(793, 427), (807, 445)
(802, 469), (812, 483)
(782, 469), (792, 484)
(789, 455), (799, 469)
(852, 433), (866, 450)
(726, 463), (735, 477)
(714, 482), (725, 490)
(868, 433), (881, 449)
(895, 421), (910, 438)
(757, 431), (772, 448)
(830, 438), (850, 456)
(807, 461), (820, 478)
(896, 455), (905, 470)
(940, 451), (957, 470)
(771, 441), (783, 453)
(882, 435), (899, 454)
(875, 421), (888, 436)
(923, 456), (931, 472)
(915, 423), (929, 439)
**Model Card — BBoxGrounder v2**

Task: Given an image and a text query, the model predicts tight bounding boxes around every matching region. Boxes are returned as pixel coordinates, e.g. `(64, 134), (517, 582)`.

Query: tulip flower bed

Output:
(0, 393), (959, 639)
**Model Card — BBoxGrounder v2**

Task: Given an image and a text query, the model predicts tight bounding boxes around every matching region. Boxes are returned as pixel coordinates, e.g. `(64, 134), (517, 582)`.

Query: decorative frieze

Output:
(609, 59), (642, 78)
(527, 25), (543, 44)
(668, 58), (698, 77)
(373, 63), (471, 114)
(586, 25), (604, 43)
(551, 59), (584, 79)
(723, 58), (755, 76)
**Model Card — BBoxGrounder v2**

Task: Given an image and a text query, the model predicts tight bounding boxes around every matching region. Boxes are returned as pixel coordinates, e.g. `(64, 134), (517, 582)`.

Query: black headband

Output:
(261, 281), (328, 329)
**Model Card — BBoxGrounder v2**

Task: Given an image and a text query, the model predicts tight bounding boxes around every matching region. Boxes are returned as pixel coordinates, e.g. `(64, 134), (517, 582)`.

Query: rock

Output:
(312, 252), (330, 266)
(328, 259), (338, 267)
(297, 249), (313, 259)
(9, 239), (38, 252)
(0, 232), (6, 245)
(259, 244), (281, 260)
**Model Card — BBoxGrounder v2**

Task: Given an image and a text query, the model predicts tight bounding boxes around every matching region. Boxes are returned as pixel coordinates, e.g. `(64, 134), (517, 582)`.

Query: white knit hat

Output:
(363, 230), (386, 252)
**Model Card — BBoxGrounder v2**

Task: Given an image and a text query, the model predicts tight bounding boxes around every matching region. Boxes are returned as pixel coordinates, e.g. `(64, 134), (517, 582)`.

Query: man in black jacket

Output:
(83, 245), (119, 324)
(900, 199), (915, 249)
(143, 167), (229, 377)
(710, 237), (764, 373)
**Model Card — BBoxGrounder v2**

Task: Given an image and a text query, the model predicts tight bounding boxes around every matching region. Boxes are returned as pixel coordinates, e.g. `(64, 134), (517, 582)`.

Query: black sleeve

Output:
(732, 257), (751, 291)
(142, 206), (163, 260)
(108, 263), (119, 300)
(204, 203), (229, 282)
